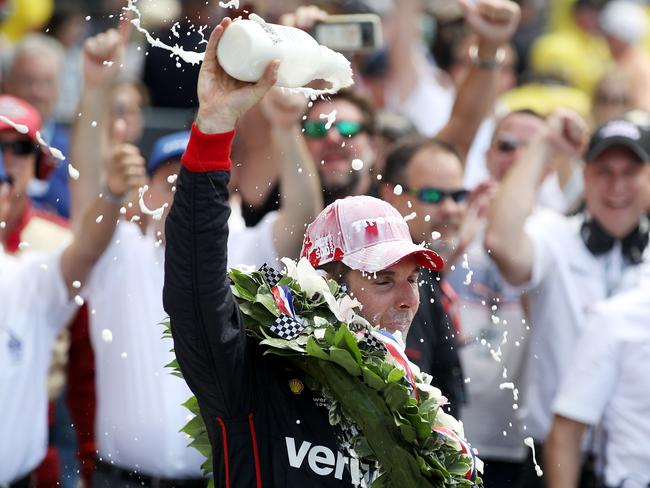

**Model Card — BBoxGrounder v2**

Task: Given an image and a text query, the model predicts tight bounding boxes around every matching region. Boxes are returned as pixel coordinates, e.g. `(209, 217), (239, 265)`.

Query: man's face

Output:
(584, 146), (650, 238)
(346, 255), (420, 337)
(304, 99), (373, 196)
(0, 130), (37, 200)
(383, 146), (466, 253)
(112, 84), (145, 144)
(6, 52), (60, 120)
(486, 112), (546, 181)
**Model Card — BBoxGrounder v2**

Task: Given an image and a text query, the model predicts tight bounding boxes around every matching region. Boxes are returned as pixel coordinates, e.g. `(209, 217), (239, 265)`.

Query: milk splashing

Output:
(124, 1), (352, 98)
(219, 0), (240, 7)
(34, 131), (65, 160)
(0, 115), (28, 134)
(393, 184), (403, 196)
(124, 0), (204, 65)
(319, 110), (337, 129)
(524, 437), (544, 477)
(68, 164), (80, 180)
(351, 159), (364, 171)
(102, 328), (113, 343)
(138, 185), (168, 221)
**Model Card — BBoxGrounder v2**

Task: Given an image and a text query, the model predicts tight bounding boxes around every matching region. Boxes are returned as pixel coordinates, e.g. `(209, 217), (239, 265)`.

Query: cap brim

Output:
(341, 240), (444, 273)
(586, 136), (649, 163)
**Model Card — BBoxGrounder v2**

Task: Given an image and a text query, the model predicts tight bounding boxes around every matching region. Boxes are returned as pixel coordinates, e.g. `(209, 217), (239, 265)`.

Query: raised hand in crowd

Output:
(70, 17), (131, 224)
(437, 0), (521, 162)
(61, 117), (146, 296)
(485, 108), (589, 285)
(278, 5), (327, 30)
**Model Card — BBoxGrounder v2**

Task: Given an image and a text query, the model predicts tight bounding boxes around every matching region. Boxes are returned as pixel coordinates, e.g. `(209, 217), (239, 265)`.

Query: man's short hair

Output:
(5, 33), (65, 76)
(307, 89), (377, 136)
(382, 135), (462, 186)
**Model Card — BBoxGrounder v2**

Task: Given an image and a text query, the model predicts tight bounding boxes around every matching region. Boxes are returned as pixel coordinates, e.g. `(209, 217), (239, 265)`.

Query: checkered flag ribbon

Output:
(259, 263), (284, 288)
(358, 329), (387, 354)
(270, 314), (305, 340)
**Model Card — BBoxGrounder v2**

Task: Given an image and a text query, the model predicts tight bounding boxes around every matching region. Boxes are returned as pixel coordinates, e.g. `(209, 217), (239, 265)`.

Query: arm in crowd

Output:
(545, 415), (588, 488)
(162, 19), (279, 415)
(436, 0), (520, 162)
(262, 89), (324, 259)
(61, 121), (147, 297)
(484, 110), (587, 285)
(69, 20), (130, 226)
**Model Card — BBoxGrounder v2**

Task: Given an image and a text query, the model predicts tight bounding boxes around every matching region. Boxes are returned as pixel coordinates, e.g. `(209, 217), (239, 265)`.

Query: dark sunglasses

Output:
(0, 139), (38, 156)
(494, 135), (521, 153)
(303, 120), (367, 139)
(403, 186), (468, 204)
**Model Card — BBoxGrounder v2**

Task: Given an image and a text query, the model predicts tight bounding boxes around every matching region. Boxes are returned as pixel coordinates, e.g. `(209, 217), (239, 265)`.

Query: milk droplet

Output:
(74, 295), (85, 306)
(96, 215), (104, 223)
(101, 329), (113, 343)
(393, 184), (403, 196)
(85, 15), (91, 20)
(167, 174), (178, 184)
(121, 352), (128, 358)
(91, 121), (98, 128)
(431, 231), (441, 240)
(351, 159), (364, 171)
(68, 163), (80, 180)
(72, 281), (81, 289)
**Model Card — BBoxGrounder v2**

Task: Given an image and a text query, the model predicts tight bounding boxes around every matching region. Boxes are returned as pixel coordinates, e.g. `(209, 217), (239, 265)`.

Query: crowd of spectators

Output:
(1, 0), (650, 487)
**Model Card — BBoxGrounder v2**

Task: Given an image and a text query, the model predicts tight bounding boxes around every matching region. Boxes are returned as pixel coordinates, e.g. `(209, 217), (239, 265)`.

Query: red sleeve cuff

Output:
(181, 123), (235, 172)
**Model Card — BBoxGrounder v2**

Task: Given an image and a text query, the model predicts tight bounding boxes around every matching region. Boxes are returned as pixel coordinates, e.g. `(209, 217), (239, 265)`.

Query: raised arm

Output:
(484, 110), (587, 285)
(162, 18), (278, 415)
(259, 88), (323, 259)
(436, 0), (520, 162)
(61, 120), (147, 296)
(545, 415), (588, 488)
(69, 20), (130, 227)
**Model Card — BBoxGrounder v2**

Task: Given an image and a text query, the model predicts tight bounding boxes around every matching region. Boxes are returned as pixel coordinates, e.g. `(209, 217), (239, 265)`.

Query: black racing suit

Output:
(163, 126), (375, 487)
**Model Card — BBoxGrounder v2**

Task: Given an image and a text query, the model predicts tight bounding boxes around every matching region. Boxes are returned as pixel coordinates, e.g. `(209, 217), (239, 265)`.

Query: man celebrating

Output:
(485, 110), (650, 487)
(163, 18), (462, 486)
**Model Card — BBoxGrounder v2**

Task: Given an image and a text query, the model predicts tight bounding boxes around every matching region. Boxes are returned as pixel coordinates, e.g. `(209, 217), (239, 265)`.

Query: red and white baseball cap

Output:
(301, 195), (444, 273)
(0, 95), (55, 179)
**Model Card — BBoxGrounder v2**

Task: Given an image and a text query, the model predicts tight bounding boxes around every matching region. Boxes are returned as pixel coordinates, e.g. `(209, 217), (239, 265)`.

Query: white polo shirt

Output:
(554, 284), (650, 487)
(84, 214), (278, 477)
(0, 247), (77, 484)
(518, 209), (650, 441)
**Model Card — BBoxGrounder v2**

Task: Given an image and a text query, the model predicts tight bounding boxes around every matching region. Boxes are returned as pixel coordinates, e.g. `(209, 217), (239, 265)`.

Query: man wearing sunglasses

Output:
(0, 102), (147, 488)
(302, 89), (377, 206)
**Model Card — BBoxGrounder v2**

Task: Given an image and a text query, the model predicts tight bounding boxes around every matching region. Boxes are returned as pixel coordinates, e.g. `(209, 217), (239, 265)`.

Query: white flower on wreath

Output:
(281, 257), (343, 321)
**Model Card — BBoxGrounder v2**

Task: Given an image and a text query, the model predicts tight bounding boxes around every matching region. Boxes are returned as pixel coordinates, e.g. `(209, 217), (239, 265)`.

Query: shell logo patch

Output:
(288, 378), (304, 395)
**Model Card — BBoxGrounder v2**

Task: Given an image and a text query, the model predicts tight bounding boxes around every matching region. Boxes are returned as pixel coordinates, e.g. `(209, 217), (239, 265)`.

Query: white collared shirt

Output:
(518, 209), (649, 441)
(84, 222), (205, 477)
(0, 247), (76, 484)
(554, 283), (650, 487)
(84, 213), (278, 477)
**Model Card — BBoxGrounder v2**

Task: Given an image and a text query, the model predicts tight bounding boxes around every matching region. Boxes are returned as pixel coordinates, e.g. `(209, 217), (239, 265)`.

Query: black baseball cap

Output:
(585, 116), (650, 163)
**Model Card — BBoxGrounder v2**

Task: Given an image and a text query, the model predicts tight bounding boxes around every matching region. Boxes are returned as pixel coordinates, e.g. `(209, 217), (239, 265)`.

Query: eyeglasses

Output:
(303, 120), (367, 139)
(0, 140), (38, 156)
(403, 186), (469, 204)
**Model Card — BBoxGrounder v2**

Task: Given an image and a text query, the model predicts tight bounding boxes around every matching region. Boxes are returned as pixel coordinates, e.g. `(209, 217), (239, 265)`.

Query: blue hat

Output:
(147, 131), (190, 176)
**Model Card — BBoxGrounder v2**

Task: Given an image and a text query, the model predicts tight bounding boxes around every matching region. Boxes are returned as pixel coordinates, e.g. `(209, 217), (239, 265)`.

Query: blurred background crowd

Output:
(1, 0), (650, 487)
